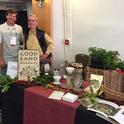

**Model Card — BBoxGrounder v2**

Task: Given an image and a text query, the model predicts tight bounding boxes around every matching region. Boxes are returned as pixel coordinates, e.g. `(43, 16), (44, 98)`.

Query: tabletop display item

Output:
(73, 68), (83, 89)
(45, 63), (86, 96)
(62, 92), (78, 103)
(70, 62), (83, 69)
(53, 75), (61, 84)
(65, 67), (75, 88)
(88, 47), (119, 70)
(66, 67), (75, 75)
(48, 90), (65, 100)
(18, 50), (40, 81)
(103, 70), (124, 104)
(87, 98), (124, 124)
(84, 74), (103, 95)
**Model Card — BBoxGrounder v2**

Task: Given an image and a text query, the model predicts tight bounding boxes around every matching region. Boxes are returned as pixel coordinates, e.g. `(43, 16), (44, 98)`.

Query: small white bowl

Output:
(66, 67), (75, 75)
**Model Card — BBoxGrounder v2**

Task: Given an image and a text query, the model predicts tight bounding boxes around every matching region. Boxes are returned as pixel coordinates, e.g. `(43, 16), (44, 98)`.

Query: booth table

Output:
(2, 83), (115, 124)
(2, 83), (27, 124)
(23, 86), (79, 124)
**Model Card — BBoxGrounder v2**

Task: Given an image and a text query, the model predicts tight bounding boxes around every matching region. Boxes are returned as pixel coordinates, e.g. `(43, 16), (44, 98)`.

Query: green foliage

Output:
(88, 47), (119, 70)
(103, 50), (119, 69)
(117, 60), (124, 71)
(32, 75), (54, 87)
(0, 75), (13, 93)
(83, 92), (97, 103)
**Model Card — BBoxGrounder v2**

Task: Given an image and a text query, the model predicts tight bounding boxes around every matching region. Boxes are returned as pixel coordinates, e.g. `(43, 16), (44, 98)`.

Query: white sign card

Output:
(6, 61), (17, 79)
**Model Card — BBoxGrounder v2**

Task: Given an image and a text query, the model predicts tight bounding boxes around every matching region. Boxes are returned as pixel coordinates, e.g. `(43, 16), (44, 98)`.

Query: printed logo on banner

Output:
(18, 50), (40, 81)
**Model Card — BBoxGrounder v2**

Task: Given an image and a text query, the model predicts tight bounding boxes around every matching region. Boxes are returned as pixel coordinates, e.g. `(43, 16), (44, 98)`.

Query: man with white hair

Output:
(25, 14), (54, 75)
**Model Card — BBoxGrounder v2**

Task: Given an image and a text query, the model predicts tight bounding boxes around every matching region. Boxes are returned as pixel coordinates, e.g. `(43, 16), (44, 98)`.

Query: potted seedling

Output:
(88, 47), (119, 70)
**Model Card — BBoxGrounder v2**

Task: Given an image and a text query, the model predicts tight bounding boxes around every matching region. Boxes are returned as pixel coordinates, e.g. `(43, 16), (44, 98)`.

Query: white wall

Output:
(52, 0), (124, 67)
(52, 0), (64, 68)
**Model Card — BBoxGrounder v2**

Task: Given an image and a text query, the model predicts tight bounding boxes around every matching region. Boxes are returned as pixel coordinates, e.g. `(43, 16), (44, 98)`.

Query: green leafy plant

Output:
(0, 75), (13, 93)
(117, 60), (124, 71)
(103, 50), (119, 69)
(89, 47), (107, 69)
(83, 91), (97, 104)
(32, 75), (54, 87)
(88, 47), (119, 70)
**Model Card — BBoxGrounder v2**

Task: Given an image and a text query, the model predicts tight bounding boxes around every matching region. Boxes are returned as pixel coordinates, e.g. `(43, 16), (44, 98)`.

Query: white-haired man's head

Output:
(28, 14), (38, 30)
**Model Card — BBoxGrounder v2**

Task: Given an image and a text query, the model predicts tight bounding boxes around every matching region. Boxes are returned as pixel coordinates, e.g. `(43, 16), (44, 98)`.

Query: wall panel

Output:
(32, 0), (52, 36)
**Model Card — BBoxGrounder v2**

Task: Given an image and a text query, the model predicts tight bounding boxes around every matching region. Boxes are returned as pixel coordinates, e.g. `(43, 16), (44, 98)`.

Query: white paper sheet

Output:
(6, 61), (17, 79)
(62, 92), (78, 103)
(48, 91), (65, 100)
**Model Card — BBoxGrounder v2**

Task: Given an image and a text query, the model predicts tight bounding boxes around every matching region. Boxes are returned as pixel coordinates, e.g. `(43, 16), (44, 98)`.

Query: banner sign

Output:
(18, 50), (40, 81)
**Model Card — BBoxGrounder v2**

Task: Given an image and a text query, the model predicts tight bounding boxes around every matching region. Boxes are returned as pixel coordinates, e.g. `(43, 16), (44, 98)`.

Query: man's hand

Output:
(0, 58), (5, 67)
(40, 53), (49, 61)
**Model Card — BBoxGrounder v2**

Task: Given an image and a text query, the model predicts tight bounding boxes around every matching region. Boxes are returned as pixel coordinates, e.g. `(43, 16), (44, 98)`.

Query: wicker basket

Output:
(103, 85), (124, 104)
(84, 66), (104, 82)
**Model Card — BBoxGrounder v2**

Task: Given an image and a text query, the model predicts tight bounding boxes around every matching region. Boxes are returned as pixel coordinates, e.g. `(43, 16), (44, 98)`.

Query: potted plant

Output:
(88, 47), (119, 70)
(103, 50), (119, 70)
(88, 47), (106, 69)
(117, 60), (124, 71)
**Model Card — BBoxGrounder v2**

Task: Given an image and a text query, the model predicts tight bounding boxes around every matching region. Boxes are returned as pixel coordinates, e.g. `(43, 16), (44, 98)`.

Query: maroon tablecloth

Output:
(23, 86), (80, 124)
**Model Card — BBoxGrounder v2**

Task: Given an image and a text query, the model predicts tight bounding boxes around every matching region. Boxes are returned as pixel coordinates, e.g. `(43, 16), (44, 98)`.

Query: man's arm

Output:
(44, 33), (54, 55)
(0, 43), (4, 67)
(19, 27), (25, 50)
(40, 33), (54, 60)
(0, 28), (5, 67)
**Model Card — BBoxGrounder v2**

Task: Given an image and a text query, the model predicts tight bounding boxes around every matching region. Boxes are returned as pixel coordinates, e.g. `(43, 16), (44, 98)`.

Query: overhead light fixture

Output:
(35, 0), (45, 7)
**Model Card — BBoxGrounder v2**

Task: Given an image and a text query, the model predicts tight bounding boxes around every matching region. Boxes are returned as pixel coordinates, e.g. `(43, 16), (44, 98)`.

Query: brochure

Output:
(62, 92), (78, 103)
(48, 91), (65, 100)
(87, 98), (124, 124)
(84, 74), (103, 94)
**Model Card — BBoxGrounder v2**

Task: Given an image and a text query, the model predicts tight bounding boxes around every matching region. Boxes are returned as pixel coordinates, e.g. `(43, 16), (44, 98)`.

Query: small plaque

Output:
(18, 50), (40, 81)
